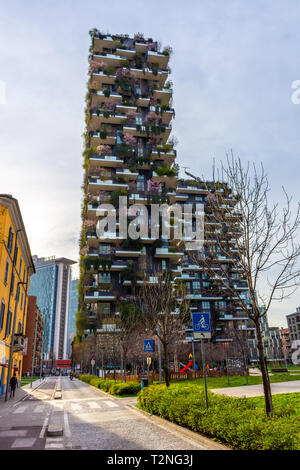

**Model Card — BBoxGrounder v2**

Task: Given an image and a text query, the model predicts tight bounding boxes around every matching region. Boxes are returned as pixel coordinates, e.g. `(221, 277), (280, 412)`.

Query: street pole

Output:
(121, 348), (123, 383)
(31, 313), (38, 388)
(157, 326), (162, 384)
(146, 357), (151, 384)
(192, 339), (196, 369)
(201, 336), (208, 409)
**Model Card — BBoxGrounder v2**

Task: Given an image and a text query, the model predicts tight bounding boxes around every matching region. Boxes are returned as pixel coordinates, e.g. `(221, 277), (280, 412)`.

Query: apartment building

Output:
(0, 194), (35, 394)
(78, 30), (251, 359)
(287, 307), (300, 342)
(22, 296), (43, 375)
(29, 256), (76, 361)
(286, 307), (300, 365)
(78, 31), (177, 339)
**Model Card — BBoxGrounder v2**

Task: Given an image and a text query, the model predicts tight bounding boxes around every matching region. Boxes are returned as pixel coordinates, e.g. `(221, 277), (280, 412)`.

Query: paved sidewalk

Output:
(0, 379), (44, 407)
(211, 380), (300, 398)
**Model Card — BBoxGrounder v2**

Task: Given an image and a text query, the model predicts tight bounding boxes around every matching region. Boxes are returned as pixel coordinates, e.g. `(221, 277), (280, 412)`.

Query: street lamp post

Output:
(30, 313), (38, 387)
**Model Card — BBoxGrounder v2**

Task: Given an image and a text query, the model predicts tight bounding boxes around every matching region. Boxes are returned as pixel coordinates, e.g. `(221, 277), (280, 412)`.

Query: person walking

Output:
(9, 374), (18, 399)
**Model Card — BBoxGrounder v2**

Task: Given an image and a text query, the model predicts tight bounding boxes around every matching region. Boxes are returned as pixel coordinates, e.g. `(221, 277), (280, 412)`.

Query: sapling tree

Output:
(134, 269), (190, 387)
(189, 154), (300, 415)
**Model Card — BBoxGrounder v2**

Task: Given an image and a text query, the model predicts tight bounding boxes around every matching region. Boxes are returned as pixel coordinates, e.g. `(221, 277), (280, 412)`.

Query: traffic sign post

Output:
(143, 341), (155, 385)
(192, 312), (211, 339)
(192, 313), (211, 409)
(146, 357), (151, 383)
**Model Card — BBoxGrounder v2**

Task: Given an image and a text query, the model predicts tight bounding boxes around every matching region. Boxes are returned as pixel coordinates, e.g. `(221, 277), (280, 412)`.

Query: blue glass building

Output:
(29, 256), (76, 360)
(67, 278), (79, 357)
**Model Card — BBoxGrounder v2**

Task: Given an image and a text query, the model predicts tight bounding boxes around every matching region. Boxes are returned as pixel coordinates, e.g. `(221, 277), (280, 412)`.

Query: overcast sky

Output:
(0, 0), (299, 327)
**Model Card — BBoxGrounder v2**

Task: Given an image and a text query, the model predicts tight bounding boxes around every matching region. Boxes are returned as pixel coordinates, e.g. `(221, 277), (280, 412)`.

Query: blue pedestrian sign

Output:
(144, 339), (155, 352)
(192, 313), (211, 339)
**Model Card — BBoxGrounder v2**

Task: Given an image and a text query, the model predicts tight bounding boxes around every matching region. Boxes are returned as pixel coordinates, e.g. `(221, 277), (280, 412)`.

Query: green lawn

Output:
(153, 372), (300, 389)
(20, 376), (40, 387)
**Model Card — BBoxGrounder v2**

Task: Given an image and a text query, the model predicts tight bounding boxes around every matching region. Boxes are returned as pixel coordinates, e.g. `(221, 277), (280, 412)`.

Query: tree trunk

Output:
(163, 343), (170, 387)
(124, 352), (127, 383)
(255, 319), (273, 415)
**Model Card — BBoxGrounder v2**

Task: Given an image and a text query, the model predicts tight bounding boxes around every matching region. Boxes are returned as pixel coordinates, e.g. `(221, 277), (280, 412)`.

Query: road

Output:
(0, 376), (226, 451)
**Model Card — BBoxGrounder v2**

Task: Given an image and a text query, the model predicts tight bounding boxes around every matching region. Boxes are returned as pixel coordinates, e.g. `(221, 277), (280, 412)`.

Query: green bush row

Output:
(137, 384), (300, 450)
(78, 374), (141, 396)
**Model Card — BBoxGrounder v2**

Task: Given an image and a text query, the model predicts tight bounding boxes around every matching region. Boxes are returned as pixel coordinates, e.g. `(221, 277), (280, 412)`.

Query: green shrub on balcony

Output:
(134, 52), (144, 69)
(121, 238), (144, 251)
(103, 88), (111, 98)
(99, 257), (113, 271)
(156, 143), (173, 154)
(104, 65), (116, 76)
(102, 110), (110, 119)
(110, 189), (128, 207)
(155, 165), (177, 178)
(162, 46), (173, 57)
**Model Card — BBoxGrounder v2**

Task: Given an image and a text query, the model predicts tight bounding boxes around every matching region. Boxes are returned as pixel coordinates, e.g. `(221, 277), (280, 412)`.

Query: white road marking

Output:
(87, 401), (101, 409)
(33, 405), (45, 413)
(103, 400), (118, 408)
(64, 410), (71, 438)
(70, 403), (82, 411)
(0, 430), (27, 437)
(13, 406), (26, 414)
(45, 438), (64, 450)
(11, 438), (36, 448)
(39, 411), (51, 438)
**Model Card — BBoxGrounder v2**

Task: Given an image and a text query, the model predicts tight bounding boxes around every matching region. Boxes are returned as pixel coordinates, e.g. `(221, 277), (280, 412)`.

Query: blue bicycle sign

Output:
(192, 313), (211, 338)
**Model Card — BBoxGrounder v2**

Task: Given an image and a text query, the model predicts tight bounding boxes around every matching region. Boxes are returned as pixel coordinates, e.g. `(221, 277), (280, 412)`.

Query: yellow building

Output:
(0, 194), (35, 397)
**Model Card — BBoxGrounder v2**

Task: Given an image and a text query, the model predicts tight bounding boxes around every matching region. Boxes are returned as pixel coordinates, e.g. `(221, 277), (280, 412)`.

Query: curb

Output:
(52, 378), (63, 400)
(47, 409), (64, 437)
(128, 405), (230, 451)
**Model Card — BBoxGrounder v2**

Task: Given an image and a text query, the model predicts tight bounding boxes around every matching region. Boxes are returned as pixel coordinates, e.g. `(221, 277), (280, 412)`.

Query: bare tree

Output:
(189, 154), (300, 415)
(134, 269), (190, 387)
(117, 302), (142, 382)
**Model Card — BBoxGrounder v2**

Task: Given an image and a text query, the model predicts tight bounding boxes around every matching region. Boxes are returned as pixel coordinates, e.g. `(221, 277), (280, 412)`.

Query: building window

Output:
(7, 227), (14, 253)
(99, 244), (112, 255)
(5, 308), (12, 336)
(0, 299), (5, 330)
(10, 272), (15, 296)
(137, 139), (144, 157)
(98, 273), (111, 283)
(202, 301), (210, 310)
(4, 258), (9, 285)
(13, 244), (18, 266)
(193, 281), (201, 292)
(137, 174), (144, 192)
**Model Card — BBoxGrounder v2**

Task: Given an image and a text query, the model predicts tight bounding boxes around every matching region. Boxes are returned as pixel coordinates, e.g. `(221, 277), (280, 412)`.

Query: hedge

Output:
(137, 384), (300, 450)
(78, 374), (141, 396)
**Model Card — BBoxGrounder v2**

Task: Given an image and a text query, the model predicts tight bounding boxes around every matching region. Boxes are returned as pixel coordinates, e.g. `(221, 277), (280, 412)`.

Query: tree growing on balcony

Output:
(134, 270), (190, 387)
(189, 154), (300, 415)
